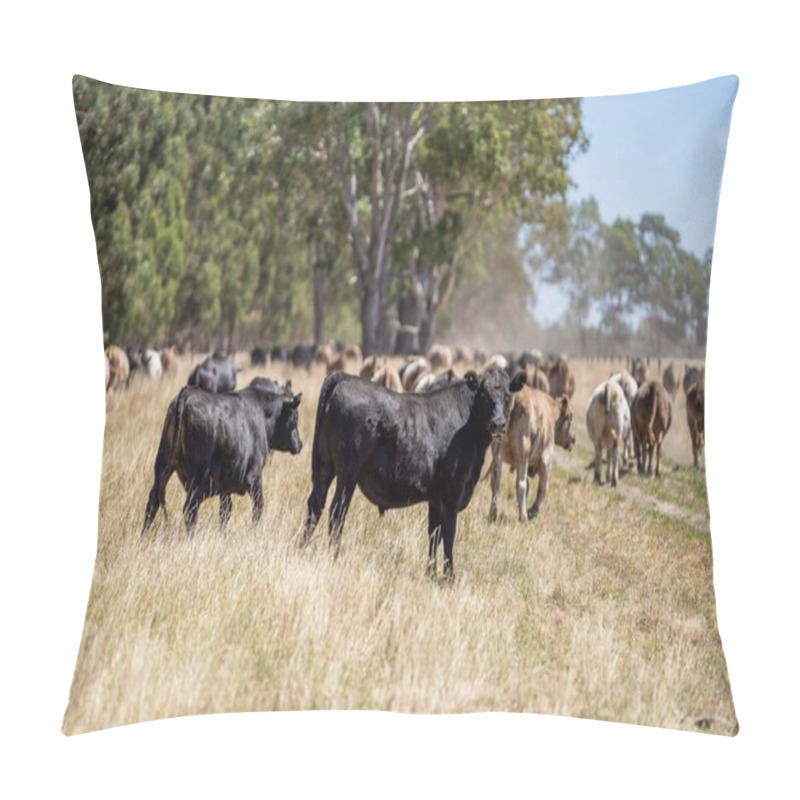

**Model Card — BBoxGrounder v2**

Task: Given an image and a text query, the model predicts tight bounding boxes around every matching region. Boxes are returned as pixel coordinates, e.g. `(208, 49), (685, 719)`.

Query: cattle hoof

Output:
(527, 507), (539, 520)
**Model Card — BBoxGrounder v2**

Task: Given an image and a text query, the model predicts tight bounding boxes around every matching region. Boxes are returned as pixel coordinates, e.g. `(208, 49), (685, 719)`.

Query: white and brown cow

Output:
(586, 379), (631, 488)
(488, 386), (575, 522)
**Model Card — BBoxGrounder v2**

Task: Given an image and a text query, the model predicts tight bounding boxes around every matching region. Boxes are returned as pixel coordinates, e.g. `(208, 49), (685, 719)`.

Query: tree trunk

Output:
(361, 278), (382, 356)
(313, 262), (326, 347)
(395, 286), (421, 354)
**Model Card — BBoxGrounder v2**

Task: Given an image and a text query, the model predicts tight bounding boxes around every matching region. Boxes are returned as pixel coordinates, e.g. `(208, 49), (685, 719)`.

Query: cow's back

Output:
(503, 387), (555, 472)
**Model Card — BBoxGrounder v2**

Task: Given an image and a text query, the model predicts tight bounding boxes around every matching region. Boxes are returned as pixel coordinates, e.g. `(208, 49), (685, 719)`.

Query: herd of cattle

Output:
(105, 341), (705, 580)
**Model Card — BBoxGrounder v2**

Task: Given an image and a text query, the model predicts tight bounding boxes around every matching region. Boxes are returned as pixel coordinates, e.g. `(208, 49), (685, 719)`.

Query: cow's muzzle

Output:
(489, 418), (507, 437)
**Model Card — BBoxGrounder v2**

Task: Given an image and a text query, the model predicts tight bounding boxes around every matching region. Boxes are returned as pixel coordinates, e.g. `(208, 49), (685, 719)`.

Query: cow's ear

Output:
(289, 393), (302, 409)
(285, 379), (292, 392)
(464, 371), (479, 391)
(559, 395), (569, 413)
(509, 370), (526, 393)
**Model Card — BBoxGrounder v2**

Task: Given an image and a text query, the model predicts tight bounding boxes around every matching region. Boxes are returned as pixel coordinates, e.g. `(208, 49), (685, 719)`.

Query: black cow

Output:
(291, 344), (314, 370)
(143, 383), (303, 532)
(188, 356), (237, 394)
(302, 368), (526, 580)
(250, 346), (268, 367)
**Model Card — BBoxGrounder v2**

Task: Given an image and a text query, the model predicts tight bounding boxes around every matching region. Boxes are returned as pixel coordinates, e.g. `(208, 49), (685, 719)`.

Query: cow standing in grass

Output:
(188, 355), (237, 394)
(143, 383), (302, 532)
(488, 387), (575, 522)
(586, 379), (631, 488)
(686, 379), (705, 469)
(303, 369), (525, 580)
(631, 380), (672, 477)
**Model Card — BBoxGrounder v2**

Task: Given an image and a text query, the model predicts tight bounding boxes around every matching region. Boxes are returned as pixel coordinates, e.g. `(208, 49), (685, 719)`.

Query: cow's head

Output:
(465, 369), (526, 437)
(271, 393), (303, 455)
(554, 395), (576, 451)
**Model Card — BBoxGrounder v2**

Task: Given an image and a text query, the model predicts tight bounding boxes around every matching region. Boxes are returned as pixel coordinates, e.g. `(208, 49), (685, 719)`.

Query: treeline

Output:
(527, 197), (712, 358)
(74, 77), (711, 357)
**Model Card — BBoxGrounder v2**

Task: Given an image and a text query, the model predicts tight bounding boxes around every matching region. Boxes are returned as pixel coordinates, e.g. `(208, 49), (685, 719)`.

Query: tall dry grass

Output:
(62, 357), (736, 735)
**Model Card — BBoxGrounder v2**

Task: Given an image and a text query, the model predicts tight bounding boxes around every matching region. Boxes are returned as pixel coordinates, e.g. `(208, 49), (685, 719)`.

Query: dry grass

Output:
(62, 357), (736, 736)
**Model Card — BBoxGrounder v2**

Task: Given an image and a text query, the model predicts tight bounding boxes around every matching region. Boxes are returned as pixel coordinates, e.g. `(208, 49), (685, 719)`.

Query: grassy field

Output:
(62, 356), (736, 735)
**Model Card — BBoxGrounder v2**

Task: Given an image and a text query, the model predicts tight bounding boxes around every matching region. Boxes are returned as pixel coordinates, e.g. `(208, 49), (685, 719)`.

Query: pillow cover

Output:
(63, 75), (738, 736)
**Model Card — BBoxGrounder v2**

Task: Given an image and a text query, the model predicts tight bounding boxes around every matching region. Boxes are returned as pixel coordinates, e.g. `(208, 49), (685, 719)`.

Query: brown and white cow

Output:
(609, 370), (638, 467)
(401, 357), (430, 393)
(586, 379), (631, 488)
(105, 345), (130, 391)
(631, 357), (648, 387)
(488, 386), (575, 522)
(686, 378), (705, 469)
(631, 380), (672, 477)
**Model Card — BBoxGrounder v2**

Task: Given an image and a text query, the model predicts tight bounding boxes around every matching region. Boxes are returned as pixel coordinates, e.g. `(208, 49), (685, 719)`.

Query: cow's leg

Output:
(609, 435), (618, 488)
(646, 441), (654, 476)
(488, 439), (502, 522)
(219, 493), (232, 530)
(441, 512), (458, 583)
(302, 468), (334, 546)
(655, 436), (662, 478)
(250, 479), (264, 525)
(183, 485), (206, 531)
(516, 439), (531, 522)
(529, 461), (549, 519)
(427, 503), (442, 579)
(691, 427), (700, 469)
(328, 477), (356, 557)
(593, 439), (603, 484)
(634, 436), (643, 475)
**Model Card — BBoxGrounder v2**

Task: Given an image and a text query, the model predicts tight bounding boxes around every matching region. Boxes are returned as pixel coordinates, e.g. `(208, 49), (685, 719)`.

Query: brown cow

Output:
(488, 387), (575, 522)
(401, 358), (430, 392)
(360, 354), (380, 380)
(105, 345), (130, 391)
(160, 346), (180, 375)
(662, 361), (680, 398)
(686, 379), (705, 469)
(547, 354), (576, 399)
(525, 363), (550, 393)
(427, 344), (453, 372)
(631, 380), (672, 477)
(372, 364), (403, 393)
(631, 357), (648, 387)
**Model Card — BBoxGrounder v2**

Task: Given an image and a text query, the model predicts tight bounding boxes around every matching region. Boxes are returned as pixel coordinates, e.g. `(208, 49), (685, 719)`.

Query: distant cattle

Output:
(683, 364), (705, 395)
(291, 344), (314, 370)
(586, 379), (631, 488)
(188, 356), (237, 394)
(489, 387), (575, 522)
(270, 345), (289, 363)
(143, 382), (303, 531)
(631, 357), (648, 387)
(427, 344), (453, 372)
(316, 344), (335, 366)
(399, 357), (430, 393)
(105, 345), (129, 391)
(546, 355), (576, 399)
(631, 380), (672, 477)
(302, 369), (526, 580)
(482, 353), (509, 374)
(609, 370), (638, 466)
(686, 379), (705, 469)
(372, 364), (403, 393)
(343, 344), (363, 363)
(161, 346), (180, 375)
(360, 354), (380, 380)
(414, 369), (457, 393)
(662, 361), (680, 398)
(142, 349), (163, 380)
(250, 346), (268, 367)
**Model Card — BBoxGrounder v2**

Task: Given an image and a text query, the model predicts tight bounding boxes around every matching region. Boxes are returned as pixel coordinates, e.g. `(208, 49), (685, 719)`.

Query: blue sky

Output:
(534, 75), (738, 325)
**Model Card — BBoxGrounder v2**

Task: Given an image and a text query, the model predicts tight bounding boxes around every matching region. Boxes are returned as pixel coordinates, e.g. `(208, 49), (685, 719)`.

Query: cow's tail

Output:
(646, 384), (658, 442)
(310, 371), (349, 484)
(143, 388), (189, 532)
(603, 381), (611, 413)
